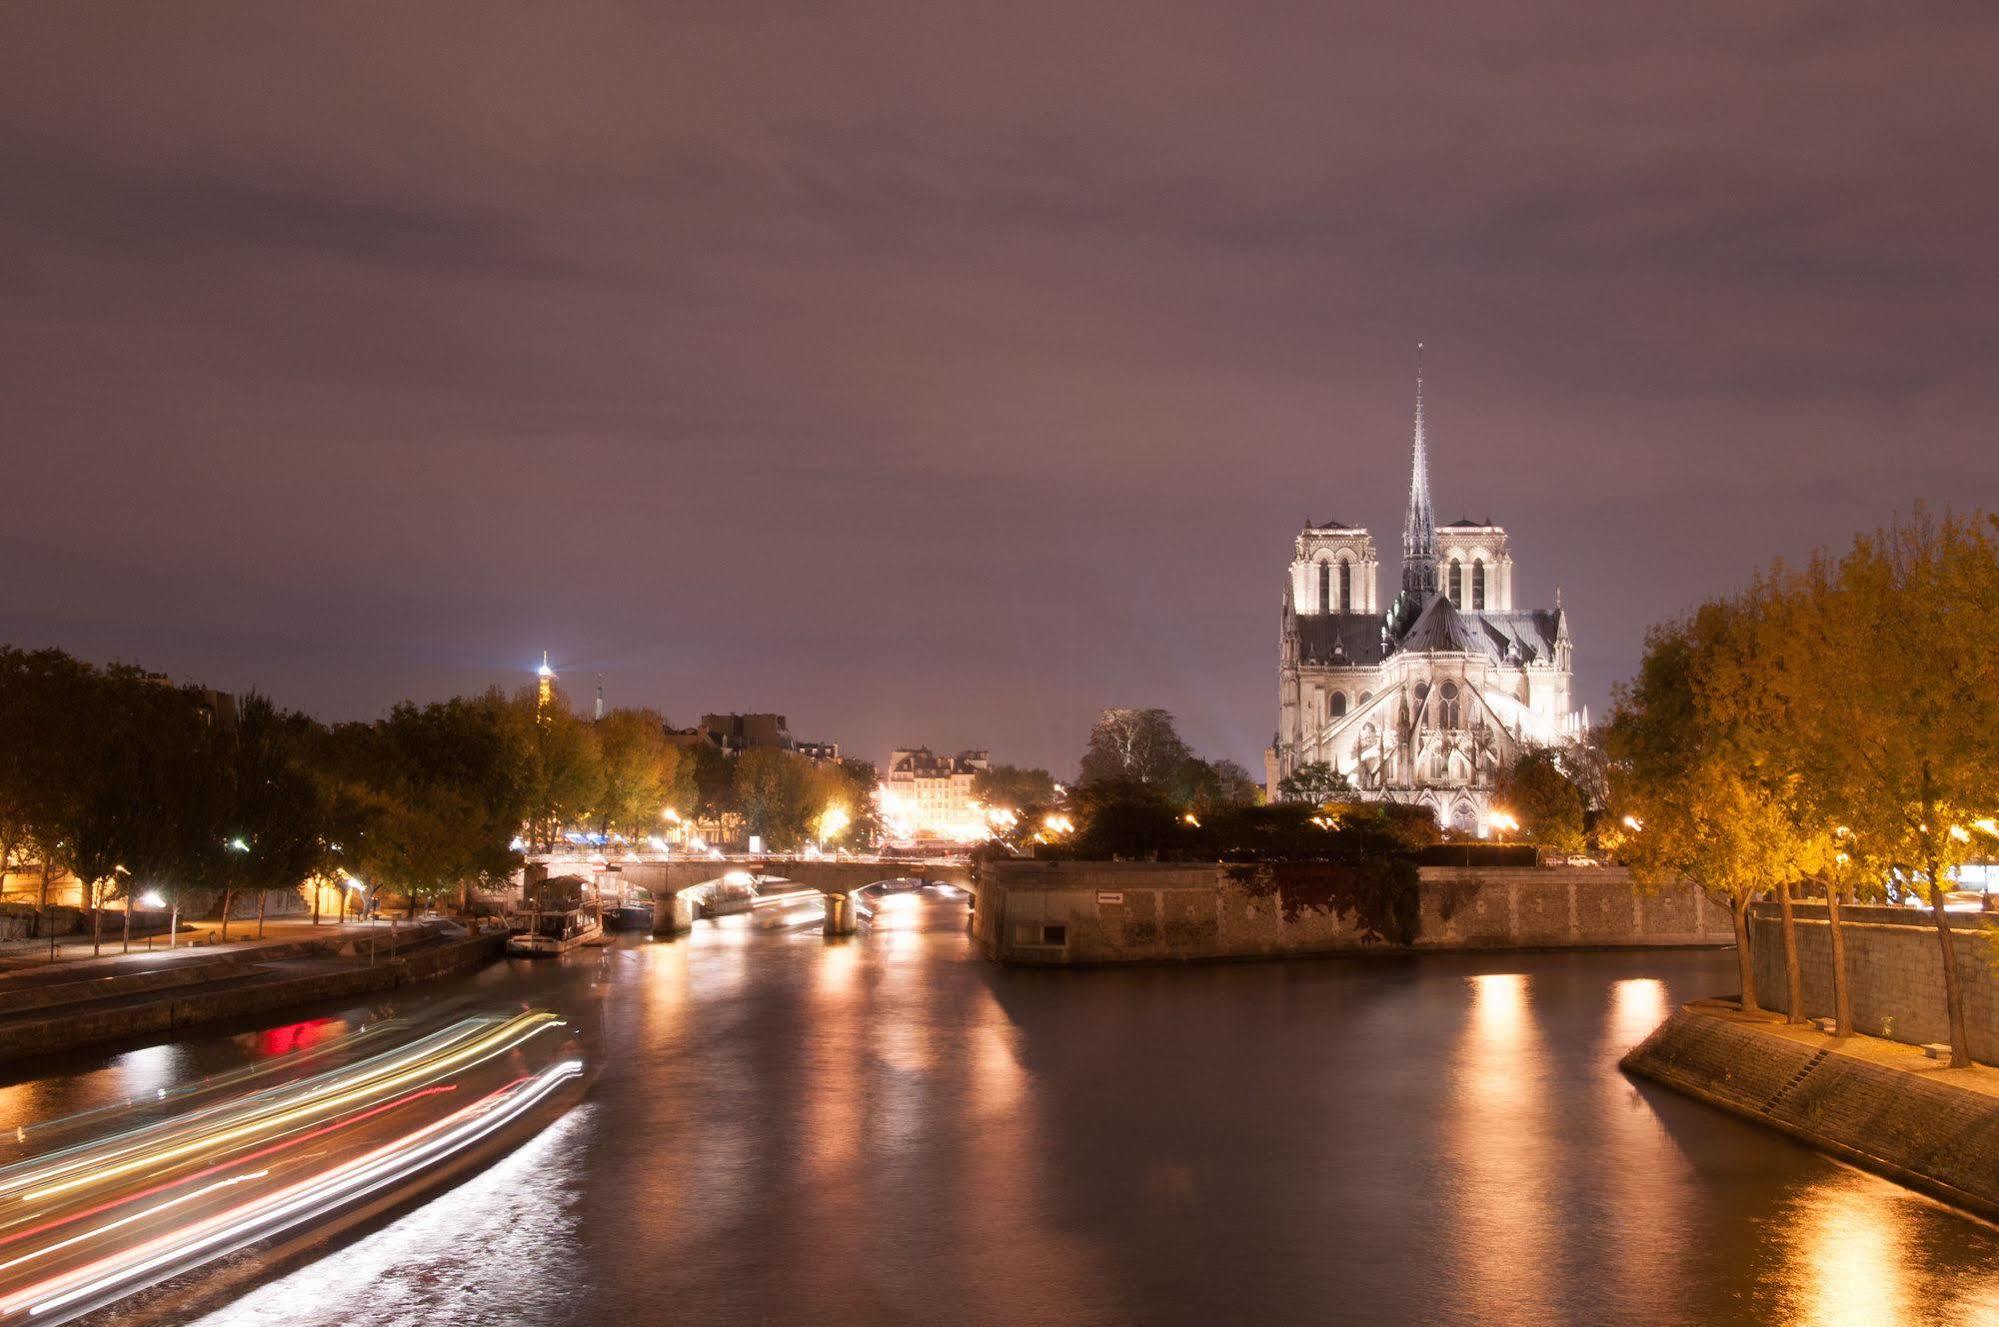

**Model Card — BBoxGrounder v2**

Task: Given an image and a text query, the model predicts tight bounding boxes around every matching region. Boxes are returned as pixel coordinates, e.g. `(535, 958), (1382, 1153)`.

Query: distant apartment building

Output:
(666, 713), (839, 762)
(880, 748), (991, 843)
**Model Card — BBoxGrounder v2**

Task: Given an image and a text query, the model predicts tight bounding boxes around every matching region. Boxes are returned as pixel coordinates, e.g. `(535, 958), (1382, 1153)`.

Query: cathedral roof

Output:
(1294, 613), (1388, 666)
(1396, 595), (1484, 654)
(1387, 597), (1562, 663)
(1467, 610), (1563, 663)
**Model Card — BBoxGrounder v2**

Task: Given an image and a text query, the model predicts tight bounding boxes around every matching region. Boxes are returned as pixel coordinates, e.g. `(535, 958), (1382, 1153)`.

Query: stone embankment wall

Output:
(1750, 903), (1999, 1061)
(1623, 1005), (1999, 1222)
(0, 926), (507, 1062)
(972, 862), (1730, 964)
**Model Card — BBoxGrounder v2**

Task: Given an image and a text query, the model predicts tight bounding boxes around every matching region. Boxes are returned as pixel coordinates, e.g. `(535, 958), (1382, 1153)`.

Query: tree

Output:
(1687, 582), (1837, 1027)
(333, 692), (530, 909)
(517, 684), (603, 851)
(681, 739), (737, 829)
(1277, 761), (1349, 805)
(972, 764), (1058, 812)
(1608, 610), (1820, 1015)
(594, 708), (678, 841)
(1078, 708), (1191, 788)
(212, 695), (326, 939)
(1784, 511), (1999, 1067)
(1492, 750), (1586, 854)
(60, 666), (231, 949)
(0, 649), (96, 908)
(1179, 757), (1262, 813)
(809, 758), (880, 850)
(1068, 781), (1182, 859)
(734, 749), (815, 850)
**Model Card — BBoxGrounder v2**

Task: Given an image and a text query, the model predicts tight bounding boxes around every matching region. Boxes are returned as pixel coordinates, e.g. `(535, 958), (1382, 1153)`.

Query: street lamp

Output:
(103, 864), (129, 957)
(138, 890), (166, 950)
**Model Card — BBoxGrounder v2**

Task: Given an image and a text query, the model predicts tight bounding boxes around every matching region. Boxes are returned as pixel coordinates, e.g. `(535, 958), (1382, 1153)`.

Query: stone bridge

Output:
(526, 856), (974, 935)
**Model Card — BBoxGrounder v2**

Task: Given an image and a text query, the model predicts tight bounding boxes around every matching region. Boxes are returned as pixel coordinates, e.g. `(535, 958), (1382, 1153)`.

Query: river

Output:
(6, 889), (1999, 1326)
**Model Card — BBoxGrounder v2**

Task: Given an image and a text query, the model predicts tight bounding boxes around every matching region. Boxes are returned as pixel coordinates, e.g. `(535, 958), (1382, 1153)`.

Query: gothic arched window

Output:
(1472, 560), (1486, 611)
(1339, 559), (1353, 612)
(1318, 560), (1331, 614)
(1330, 692), (1348, 719)
(1448, 560), (1463, 606)
(1440, 682), (1461, 729)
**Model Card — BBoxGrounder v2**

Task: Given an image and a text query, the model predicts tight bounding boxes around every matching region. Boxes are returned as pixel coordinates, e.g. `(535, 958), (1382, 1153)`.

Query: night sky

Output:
(4, 4), (1995, 774)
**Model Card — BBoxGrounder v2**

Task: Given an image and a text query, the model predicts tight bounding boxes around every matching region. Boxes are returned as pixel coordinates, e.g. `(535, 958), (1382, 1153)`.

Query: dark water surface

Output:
(7, 892), (1999, 1326)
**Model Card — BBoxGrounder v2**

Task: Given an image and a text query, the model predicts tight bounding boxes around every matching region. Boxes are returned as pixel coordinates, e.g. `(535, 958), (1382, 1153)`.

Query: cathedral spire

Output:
(1401, 343), (1439, 598)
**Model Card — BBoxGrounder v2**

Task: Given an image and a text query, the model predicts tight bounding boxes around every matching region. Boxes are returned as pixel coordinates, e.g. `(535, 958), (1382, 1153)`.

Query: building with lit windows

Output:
(1266, 360), (1585, 832)
(879, 748), (991, 844)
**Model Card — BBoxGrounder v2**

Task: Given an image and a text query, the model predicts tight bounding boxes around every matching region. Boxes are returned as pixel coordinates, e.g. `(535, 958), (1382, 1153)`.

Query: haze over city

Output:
(6, 4), (1995, 771)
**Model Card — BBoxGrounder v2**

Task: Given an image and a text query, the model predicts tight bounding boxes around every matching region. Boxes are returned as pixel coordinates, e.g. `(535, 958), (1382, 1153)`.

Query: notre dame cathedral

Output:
(1265, 360), (1585, 832)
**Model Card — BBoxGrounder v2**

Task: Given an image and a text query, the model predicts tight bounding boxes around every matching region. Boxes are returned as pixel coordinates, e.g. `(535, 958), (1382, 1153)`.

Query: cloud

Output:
(2, 1), (1996, 769)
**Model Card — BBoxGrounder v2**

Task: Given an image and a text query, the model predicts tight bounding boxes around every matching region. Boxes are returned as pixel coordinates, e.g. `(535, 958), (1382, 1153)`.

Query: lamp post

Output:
(114, 866), (133, 954)
(138, 891), (165, 951)
(221, 837), (250, 942)
(97, 864), (127, 958)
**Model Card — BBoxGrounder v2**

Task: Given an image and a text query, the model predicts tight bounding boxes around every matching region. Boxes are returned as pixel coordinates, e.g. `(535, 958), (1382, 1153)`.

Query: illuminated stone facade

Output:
(879, 748), (991, 844)
(1266, 369), (1584, 832)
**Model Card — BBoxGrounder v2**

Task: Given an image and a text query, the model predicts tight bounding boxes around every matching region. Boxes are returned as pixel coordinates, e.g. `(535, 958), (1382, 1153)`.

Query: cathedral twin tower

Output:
(1268, 355), (1582, 834)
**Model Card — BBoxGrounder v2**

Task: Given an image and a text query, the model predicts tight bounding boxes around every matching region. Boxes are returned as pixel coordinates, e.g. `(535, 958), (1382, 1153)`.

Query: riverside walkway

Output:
(0, 921), (506, 1064)
(1624, 998), (1999, 1221)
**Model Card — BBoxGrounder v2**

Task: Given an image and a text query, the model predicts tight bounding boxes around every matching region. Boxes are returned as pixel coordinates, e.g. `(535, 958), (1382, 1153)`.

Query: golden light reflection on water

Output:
(1599, 977), (1691, 1317)
(1608, 976), (1668, 1049)
(1449, 972), (1555, 1325)
(805, 933), (866, 1189)
(1780, 1175), (1912, 1327)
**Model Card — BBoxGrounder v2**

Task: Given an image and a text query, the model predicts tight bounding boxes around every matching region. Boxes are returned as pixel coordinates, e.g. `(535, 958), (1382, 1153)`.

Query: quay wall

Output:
(0, 930), (506, 1063)
(971, 862), (1730, 965)
(1750, 904), (1999, 1062)
(1623, 1005), (1999, 1222)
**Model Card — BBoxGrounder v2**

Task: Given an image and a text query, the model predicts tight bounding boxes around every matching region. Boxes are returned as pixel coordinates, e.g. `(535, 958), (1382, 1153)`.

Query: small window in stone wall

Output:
(1042, 924), (1067, 945)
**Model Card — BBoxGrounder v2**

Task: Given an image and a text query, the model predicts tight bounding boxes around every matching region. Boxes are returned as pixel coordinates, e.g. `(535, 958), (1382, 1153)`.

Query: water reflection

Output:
(1598, 976), (1692, 1322)
(1449, 972), (1556, 1325)
(1783, 1174), (1912, 1326)
(1609, 976), (1669, 1048)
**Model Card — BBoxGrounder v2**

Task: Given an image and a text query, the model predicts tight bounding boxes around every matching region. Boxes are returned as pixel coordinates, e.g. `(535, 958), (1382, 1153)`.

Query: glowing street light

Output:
(226, 837), (250, 853)
(1621, 816), (1644, 833)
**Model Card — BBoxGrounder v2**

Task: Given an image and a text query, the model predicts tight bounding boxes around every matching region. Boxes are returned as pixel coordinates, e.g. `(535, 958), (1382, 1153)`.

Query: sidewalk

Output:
(0, 918), (406, 978)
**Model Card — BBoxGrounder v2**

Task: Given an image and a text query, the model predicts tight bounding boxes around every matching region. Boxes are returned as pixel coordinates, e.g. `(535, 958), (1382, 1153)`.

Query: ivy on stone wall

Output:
(1225, 859), (1422, 945)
